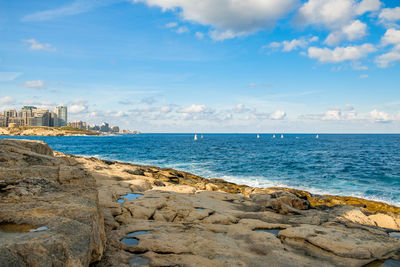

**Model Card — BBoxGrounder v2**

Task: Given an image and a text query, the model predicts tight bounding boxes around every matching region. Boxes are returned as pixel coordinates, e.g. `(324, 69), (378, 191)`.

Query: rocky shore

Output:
(0, 127), (100, 136)
(0, 139), (399, 266)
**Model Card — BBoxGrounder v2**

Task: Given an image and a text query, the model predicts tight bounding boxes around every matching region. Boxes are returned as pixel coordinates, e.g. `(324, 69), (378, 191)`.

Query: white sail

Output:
(281, 134), (284, 139)
(194, 134), (198, 141)
(257, 134), (260, 139)
(272, 134), (276, 138)
(316, 134), (319, 139)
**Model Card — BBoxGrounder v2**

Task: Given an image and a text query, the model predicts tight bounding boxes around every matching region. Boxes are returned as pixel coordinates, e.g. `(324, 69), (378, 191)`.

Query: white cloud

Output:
(24, 39), (56, 52)
(375, 28), (400, 68)
(375, 50), (400, 68)
(379, 7), (400, 23)
(249, 83), (256, 87)
(165, 22), (178, 28)
(322, 108), (342, 120)
(297, 0), (380, 28)
(308, 43), (376, 63)
(370, 109), (391, 123)
(0, 72), (22, 81)
(342, 20), (367, 41)
(270, 110), (286, 120)
(23, 80), (45, 88)
(176, 26), (189, 34)
(181, 104), (208, 113)
(195, 32), (204, 39)
(356, 0), (381, 15)
(69, 99), (89, 114)
(132, 0), (298, 40)
(381, 28), (400, 47)
(359, 74), (368, 79)
(0, 96), (15, 105)
(268, 36), (318, 52)
(297, 0), (379, 45)
(160, 105), (173, 113)
(235, 104), (247, 113)
(324, 20), (367, 45)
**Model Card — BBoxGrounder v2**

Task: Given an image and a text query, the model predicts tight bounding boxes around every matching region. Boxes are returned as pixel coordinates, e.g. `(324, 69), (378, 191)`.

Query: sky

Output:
(1, 0), (400, 133)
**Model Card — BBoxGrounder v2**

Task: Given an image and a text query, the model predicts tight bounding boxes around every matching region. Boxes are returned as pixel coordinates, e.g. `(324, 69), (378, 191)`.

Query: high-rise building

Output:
(19, 106), (37, 125)
(100, 122), (110, 132)
(29, 109), (50, 126)
(55, 106), (67, 126)
(49, 112), (58, 127)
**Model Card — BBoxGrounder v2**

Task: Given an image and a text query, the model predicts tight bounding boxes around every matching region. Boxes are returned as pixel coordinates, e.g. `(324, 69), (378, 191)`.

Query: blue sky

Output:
(1, 0), (400, 133)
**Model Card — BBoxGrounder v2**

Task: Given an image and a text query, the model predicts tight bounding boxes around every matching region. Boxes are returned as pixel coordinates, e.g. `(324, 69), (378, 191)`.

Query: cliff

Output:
(0, 139), (399, 266)
(0, 126), (100, 136)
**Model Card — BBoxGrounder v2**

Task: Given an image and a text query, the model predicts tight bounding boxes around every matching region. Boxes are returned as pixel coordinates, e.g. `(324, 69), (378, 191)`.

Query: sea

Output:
(1, 134), (400, 206)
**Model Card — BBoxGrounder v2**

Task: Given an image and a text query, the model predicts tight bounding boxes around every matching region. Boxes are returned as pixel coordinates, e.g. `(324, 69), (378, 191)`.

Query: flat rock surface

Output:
(1, 139), (400, 267)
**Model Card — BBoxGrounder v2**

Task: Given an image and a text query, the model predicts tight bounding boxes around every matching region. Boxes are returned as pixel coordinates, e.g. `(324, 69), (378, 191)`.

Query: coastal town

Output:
(0, 105), (137, 134)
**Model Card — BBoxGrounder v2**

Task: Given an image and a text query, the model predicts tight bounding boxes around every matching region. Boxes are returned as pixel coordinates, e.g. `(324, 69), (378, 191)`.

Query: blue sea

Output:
(1, 134), (400, 206)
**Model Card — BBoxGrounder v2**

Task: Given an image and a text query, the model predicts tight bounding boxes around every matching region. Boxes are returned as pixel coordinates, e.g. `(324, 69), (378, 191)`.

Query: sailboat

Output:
(257, 134), (260, 139)
(316, 134), (319, 139)
(272, 134), (276, 139)
(194, 134), (198, 141)
(201, 135), (203, 139)
(281, 134), (284, 139)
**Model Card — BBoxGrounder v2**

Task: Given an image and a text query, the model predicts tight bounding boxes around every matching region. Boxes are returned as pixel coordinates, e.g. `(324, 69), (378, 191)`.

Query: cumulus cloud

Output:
(181, 104), (209, 113)
(23, 80), (45, 88)
(379, 7), (400, 24)
(235, 104), (250, 113)
(297, 0), (380, 28)
(297, 0), (380, 45)
(24, 39), (56, 52)
(270, 110), (287, 120)
(160, 105), (173, 114)
(322, 108), (342, 120)
(132, 0), (298, 40)
(302, 105), (359, 121)
(268, 36), (318, 52)
(370, 109), (391, 123)
(375, 51), (400, 68)
(381, 28), (400, 47)
(0, 96), (16, 105)
(308, 43), (376, 63)
(324, 20), (367, 45)
(69, 99), (89, 114)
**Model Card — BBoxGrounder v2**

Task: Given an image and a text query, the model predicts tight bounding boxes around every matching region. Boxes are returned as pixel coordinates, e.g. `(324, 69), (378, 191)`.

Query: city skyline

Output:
(1, 0), (400, 133)
(0, 104), (123, 133)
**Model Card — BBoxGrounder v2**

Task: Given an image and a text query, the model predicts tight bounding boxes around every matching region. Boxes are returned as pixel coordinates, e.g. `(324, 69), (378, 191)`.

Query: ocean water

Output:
(1, 134), (400, 206)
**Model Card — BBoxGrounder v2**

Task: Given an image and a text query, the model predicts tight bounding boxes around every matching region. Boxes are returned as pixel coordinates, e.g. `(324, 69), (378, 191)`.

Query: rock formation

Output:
(0, 139), (399, 266)
(0, 127), (99, 136)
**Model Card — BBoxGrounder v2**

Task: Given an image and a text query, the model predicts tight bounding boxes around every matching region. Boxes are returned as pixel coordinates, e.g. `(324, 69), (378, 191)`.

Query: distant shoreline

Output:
(0, 126), (100, 136)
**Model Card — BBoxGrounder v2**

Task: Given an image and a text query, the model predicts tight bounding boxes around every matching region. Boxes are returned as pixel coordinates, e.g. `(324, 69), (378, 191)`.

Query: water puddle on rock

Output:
(121, 238), (139, 246)
(130, 256), (150, 266)
(0, 223), (35, 232)
(118, 193), (143, 204)
(127, 231), (151, 237)
(195, 207), (205, 210)
(365, 259), (400, 267)
(253, 229), (282, 236)
(389, 232), (400, 239)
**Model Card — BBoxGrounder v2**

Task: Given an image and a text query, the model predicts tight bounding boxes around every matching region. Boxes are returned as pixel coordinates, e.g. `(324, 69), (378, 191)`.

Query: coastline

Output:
(1, 139), (400, 266)
(0, 126), (100, 136)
